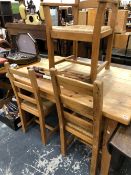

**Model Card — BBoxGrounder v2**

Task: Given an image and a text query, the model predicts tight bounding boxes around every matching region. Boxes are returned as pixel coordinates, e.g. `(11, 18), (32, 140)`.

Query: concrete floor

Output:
(0, 121), (92, 175)
(0, 119), (131, 175)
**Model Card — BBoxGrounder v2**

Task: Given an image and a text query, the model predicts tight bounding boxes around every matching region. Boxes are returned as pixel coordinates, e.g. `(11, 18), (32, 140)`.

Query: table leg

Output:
(100, 118), (118, 175)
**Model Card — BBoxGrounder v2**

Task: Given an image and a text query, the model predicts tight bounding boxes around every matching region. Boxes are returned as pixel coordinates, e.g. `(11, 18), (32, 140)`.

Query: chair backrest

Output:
(4, 62), (43, 116)
(50, 68), (103, 144)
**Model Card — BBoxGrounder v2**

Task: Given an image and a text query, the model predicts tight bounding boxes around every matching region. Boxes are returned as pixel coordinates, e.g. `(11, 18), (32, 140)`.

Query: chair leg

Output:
(60, 127), (66, 156)
(20, 110), (27, 133)
(90, 30), (102, 82)
(90, 49), (99, 82)
(90, 144), (99, 175)
(39, 116), (47, 145)
(46, 31), (55, 68)
(73, 41), (78, 60)
(105, 34), (114, 70)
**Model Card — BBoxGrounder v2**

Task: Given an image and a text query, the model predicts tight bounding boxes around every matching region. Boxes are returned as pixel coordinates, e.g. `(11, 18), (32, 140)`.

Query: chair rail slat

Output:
(57, 75), (93, 96)
(18, 92), (37, 104)
(64, 111), (93, 131)
(13, 81), (33, 92)
(65, 123), (93, 145)
(61, 95), (93, 119)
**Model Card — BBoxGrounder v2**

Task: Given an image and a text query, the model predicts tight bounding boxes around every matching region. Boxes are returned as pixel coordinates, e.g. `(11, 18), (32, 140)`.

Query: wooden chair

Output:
(50, 68), (103, 175)
(42, 0), (118, 82)
(5, 62), (57, 144)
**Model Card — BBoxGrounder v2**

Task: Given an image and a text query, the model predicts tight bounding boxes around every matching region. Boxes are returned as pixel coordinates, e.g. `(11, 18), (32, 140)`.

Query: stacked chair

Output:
(41, 0), (118, 82)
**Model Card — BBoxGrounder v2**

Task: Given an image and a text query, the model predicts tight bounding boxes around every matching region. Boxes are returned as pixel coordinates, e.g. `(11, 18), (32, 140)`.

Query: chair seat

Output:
(52, 25), (112, 42)
(52, 25), (111, 34)
(21, 98), (55, 117)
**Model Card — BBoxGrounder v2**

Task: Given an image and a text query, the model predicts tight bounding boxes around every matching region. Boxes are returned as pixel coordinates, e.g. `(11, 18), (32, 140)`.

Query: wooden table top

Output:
(17, 58), (131, 125)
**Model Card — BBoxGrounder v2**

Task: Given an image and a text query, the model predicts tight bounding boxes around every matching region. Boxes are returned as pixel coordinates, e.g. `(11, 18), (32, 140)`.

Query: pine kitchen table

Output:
(16, 58), (131, 175)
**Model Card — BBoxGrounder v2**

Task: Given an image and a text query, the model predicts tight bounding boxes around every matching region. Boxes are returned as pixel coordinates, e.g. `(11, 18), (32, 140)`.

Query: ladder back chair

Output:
(5, 62), (57, 145)
(41, 0), (118, 82)
(50, 68), (103, 175)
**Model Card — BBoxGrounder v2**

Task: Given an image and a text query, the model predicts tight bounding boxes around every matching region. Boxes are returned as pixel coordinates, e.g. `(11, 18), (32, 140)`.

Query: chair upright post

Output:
(43, 5), (55, 68)
(105, 3), (118, 69)
(90, 2), (107, 82)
